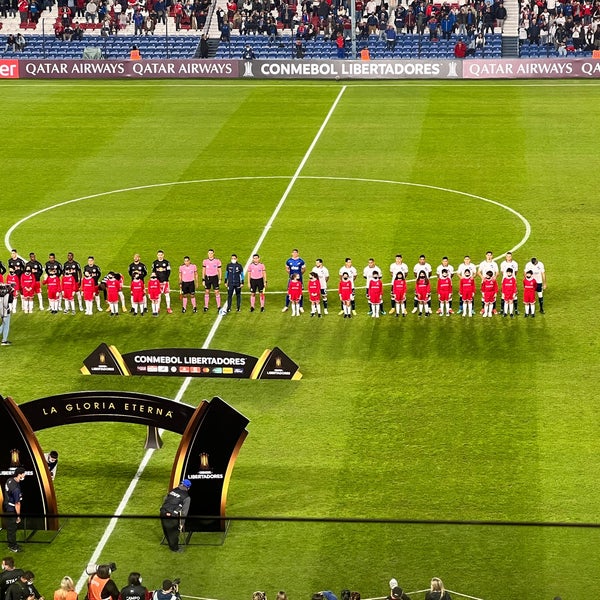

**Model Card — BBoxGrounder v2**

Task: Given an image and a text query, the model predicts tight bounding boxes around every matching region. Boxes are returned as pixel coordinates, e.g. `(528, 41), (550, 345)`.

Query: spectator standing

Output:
(425, 578), (451, 600)
(2, 468), (26, 552)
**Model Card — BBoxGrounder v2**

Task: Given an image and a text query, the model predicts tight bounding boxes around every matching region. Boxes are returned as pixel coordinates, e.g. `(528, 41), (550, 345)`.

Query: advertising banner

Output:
(81, 342), (302, 379)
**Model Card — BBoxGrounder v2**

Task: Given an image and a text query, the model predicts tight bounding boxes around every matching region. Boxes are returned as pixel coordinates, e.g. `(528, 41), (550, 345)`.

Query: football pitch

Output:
(0, 79), (599, 600)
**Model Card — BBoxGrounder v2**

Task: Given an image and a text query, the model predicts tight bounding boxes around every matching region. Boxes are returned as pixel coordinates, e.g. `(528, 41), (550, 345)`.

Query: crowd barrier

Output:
(1, 57), (600, 79)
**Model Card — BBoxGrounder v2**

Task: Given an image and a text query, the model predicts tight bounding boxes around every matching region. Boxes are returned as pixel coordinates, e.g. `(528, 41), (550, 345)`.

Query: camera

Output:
(85, 562), (117, 576)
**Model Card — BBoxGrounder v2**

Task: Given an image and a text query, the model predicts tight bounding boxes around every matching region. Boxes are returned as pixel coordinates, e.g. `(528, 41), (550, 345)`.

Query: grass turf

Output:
(0, 79), (597, 600)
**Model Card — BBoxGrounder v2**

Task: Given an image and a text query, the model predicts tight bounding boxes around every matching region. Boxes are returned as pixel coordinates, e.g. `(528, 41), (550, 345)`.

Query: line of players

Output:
(0, 250), (176, 316)
(0, 248), (547, 318)
(282, 250), (547, 319)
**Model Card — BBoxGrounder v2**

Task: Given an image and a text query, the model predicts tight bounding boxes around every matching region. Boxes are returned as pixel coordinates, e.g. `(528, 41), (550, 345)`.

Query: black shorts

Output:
(181, 281), (195, 295)
(250, 277), (265, 293)
(536, 282), (543, 293)
(204, 275), (219, 290)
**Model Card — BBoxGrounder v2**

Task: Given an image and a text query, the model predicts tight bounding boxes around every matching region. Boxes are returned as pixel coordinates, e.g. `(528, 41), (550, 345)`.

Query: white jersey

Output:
(436, 263), (455, 278)
(363, 264), (383, 285)
(413, 262), (432, 278)
(311, 265), (329, 290)
(457, 261), (476, 278)
(500, 259), (519, 276)
(390, 261), (409, 280)
(339, 265), (357, 285)
(524, 260), (545, 284)
(478, 259), (499, 278)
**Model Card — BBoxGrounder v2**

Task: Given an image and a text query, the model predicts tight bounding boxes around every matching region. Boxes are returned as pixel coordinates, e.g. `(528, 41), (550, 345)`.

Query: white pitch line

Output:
(74, 86), (346, 593)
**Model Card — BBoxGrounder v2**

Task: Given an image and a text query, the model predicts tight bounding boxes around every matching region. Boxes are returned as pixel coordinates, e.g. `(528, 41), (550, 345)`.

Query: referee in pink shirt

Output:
(178, 256), (198, 313)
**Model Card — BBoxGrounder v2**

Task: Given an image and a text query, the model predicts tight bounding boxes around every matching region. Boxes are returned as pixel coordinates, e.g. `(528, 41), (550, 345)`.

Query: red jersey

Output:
(338, 279), (353, 302)
(81, 276), (96, 301)
(287, 279), (303, 302)
(147, 278), (161, 301)
(501, 276), (517, 301)
(308, 279), (321, 303)
(437, 277), (453, 301)
(62, 275), (76, 300)
(106, 278), (122, 303)
(459, 277), (476, 301)
(44, 275), (61, 300)
(392, 279), (406, 302)
(523, 277), (537, 303)
(7, 273), (20, 293)
(481, 278), (498, 303)
(130, 279), (145, 303)
(20, 273), (35, 298)
(415, 278), (431, 302)
(368, 279), (383, 304)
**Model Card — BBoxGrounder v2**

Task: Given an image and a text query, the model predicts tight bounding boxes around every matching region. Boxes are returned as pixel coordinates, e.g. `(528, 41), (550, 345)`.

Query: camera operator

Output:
(120, 573), (149, 600)
(159, 480), (191, 553)
(0, 282), (15, 346)
(87, 565), (118, 600)
(152, 580), (180, 600)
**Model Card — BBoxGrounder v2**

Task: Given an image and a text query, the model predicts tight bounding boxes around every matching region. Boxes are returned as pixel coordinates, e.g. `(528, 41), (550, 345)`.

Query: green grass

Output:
(0, 79), (598, 600)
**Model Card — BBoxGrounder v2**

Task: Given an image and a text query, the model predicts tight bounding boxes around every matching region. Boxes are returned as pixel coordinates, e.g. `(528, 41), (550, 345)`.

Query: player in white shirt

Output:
(477, 251), (499, 314)
(388, 254), (409, 314)
(412, 254), (432, 313)
(435, 256), (455, 314)
(311, 258), (330, 315)
(500, 252), (519, 314)
(338, 258), (358, 315)
(524, 257), (546, 313)
(363, 258), (384, 315)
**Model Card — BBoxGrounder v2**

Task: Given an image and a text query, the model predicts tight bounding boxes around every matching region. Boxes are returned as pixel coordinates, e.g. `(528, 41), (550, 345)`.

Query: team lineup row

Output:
(0, 248), (548, 318)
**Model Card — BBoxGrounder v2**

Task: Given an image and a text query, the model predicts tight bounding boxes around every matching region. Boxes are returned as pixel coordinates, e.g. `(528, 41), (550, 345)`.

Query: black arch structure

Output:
(0, 392), (248, 534)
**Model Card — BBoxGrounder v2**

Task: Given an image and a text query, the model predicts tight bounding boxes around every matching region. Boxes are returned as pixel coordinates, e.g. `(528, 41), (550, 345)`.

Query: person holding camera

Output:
(159, 480), (191, 553)
(152, 580), (180, 600)
(0, 282), (15, 346)
(86, 565), (118, 600)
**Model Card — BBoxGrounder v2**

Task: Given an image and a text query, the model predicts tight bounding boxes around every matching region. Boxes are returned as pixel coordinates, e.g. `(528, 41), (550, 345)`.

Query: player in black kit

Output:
(151, 250), (172, 314)
(7, 251), (25, 279)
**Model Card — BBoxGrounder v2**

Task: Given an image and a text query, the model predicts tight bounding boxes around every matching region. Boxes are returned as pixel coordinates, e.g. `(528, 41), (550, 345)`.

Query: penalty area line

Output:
(75, 85), (346, 591)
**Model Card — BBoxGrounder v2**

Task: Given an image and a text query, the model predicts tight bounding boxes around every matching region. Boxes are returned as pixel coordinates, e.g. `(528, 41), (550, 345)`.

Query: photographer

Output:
(152, 580), (180, 600)
(87, 565), (118, 600)
(0, 282), (15, 346)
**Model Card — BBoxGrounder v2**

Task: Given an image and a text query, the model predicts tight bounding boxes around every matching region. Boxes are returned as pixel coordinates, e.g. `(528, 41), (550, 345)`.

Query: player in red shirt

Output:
(130, 273), (145, 316)
(436, 269), (453, 317)
(6, 270), (20, 313)
(414, 272), (431, 317)
(287, 274), (303, 317)
(338, 273), (353, 318)
(458, 269), (476, 317)
(43, 271), (62, 314)
(81, 271), (96, 315)
(523, 270), (537, 317)
(368, 273), (383, 318)
(480, 271), (498, 318)
(62, 273), (77, 314)
(307, 272), (322, 318)
(105, 272), (122, 316)
(392, 272), (407, 317)
(501, 268), (517, 318)
(20, 268), (35, 313)
(147, 272), (162, 317)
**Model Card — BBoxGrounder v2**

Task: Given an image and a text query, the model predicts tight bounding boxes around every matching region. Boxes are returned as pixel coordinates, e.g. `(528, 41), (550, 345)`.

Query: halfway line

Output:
(75, 85), (346, 592)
